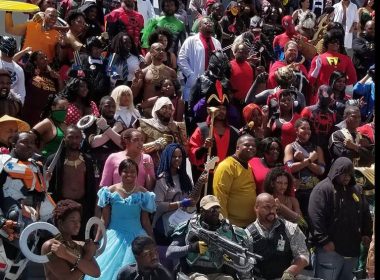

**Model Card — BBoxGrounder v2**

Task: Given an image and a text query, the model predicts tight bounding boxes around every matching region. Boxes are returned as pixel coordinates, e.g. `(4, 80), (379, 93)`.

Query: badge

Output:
(277, 235), (285, 251)
(90, 65), (96, 70)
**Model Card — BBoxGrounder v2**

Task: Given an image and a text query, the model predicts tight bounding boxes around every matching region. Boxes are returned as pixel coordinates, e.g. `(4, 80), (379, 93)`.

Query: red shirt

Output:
(230, 59), (254, 101)
(267, 60), (308, 89)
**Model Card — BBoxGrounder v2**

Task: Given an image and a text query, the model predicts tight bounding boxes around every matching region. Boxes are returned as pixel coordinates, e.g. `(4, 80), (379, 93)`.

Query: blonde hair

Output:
(110, 85), (135, 111)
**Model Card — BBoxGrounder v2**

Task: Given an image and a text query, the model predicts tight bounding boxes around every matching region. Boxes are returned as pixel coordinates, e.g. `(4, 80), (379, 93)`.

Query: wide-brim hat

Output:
(0, 115), (30, 132)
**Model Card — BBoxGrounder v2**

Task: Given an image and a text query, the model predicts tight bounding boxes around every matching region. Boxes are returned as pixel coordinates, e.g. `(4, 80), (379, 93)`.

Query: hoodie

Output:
(308, 157), (372, 257)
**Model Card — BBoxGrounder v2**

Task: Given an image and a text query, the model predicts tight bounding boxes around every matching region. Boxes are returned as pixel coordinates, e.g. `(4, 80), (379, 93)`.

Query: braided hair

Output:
(156, 143), (192, 193)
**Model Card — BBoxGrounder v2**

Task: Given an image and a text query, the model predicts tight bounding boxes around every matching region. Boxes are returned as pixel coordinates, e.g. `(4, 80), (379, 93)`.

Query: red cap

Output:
(206, 0), (217, 7)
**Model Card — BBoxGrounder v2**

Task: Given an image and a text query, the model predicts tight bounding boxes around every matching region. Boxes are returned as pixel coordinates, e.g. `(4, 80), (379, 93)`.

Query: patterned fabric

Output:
(65, 101), (100, 126)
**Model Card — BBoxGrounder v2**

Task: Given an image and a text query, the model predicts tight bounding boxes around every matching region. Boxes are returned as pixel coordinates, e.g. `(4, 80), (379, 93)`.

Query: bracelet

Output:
(177, 201), (181, 208)
(70, 255), (81, 272)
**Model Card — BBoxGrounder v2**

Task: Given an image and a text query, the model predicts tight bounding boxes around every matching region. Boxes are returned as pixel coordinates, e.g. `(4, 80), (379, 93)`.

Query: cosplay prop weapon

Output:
(19, 217), (107, 263)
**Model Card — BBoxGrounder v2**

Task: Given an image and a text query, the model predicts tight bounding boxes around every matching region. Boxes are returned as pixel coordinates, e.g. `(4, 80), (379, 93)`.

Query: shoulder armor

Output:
(171, 220), (190, 237)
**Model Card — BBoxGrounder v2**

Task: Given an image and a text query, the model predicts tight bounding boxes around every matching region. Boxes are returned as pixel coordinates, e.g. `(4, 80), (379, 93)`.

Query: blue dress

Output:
(85, 187), (156, 280)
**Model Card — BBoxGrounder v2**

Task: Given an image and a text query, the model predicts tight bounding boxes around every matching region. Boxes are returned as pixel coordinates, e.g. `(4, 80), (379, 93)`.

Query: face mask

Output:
(51, 109), (67, 122)
(319, 96), (330, 107)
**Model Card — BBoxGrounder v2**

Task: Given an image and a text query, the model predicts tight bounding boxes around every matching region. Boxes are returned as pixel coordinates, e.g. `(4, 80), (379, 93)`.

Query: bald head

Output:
(364, 20), (375, 38)
(255, 193), (275, 207)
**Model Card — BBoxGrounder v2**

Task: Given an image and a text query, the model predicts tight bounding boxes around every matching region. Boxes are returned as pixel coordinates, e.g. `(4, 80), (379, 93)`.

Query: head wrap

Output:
(152, 96), (174, 119)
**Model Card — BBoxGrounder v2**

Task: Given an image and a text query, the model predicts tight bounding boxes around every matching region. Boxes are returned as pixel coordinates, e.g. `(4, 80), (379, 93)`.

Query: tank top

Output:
(42, 125), (64, 158)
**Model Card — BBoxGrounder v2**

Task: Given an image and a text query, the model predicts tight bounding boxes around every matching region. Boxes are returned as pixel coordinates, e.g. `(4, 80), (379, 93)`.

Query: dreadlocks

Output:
(53, 199), (82, 226)
(156, 143), (192, 193)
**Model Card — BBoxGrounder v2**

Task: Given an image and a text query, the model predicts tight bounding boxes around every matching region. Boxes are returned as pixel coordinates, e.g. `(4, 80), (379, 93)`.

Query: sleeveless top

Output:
(42, 125), (64, 158)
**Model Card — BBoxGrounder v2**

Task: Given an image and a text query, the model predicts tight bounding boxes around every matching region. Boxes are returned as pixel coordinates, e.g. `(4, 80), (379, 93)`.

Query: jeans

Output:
(314, 247), (358, 280)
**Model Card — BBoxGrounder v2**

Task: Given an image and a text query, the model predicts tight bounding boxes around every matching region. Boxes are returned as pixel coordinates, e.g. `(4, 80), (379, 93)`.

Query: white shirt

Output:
(0, 56), (26, 105)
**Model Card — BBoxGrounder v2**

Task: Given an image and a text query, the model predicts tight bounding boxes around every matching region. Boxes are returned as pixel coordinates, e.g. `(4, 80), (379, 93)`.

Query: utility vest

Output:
(246, 220), (293, 279)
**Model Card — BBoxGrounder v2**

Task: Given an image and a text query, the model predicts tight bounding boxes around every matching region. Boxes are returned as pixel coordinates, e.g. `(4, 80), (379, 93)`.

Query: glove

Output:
(311, 55), (322, 78)
(198, 241), (208, 255)
(281, 271), (295, 280)
(179, 198), (192, 208)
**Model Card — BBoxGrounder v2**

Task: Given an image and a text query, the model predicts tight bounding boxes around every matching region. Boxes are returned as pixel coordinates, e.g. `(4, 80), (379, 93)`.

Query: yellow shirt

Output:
(213, 156), (256, 227)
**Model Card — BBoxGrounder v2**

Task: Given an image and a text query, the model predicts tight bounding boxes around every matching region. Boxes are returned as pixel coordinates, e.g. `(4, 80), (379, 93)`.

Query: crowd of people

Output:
(0, 0), (375, 278)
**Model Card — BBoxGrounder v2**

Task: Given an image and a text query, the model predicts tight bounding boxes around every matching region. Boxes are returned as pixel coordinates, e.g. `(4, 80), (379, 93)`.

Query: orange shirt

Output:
(22, 21), (60, 62)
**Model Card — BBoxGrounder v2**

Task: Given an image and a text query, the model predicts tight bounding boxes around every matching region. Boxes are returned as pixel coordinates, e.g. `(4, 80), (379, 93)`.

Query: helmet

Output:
(0, 36), (17, 57)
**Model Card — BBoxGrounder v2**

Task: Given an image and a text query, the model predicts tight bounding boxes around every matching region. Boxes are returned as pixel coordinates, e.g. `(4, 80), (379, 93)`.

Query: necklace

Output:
(64, 154), (84, 168)
(120, 185), (136, 195)
(149, 64), (165, 82)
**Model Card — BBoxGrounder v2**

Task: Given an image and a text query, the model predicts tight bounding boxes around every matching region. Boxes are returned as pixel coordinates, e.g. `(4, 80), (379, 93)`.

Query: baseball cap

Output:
(200, 195), (221, 210)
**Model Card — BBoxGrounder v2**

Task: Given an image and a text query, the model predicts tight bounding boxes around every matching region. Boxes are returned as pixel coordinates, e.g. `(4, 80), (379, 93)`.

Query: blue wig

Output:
(156, 143), (193, 194)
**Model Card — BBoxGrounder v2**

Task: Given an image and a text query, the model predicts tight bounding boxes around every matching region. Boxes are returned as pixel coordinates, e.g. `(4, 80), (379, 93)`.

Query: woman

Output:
(263, 167), (303, 224)
(152, 143), (203, 244)
(241, 103), (267, 140)
(107, 32), (144, 88)
(41, 199), (100, 279)
(22, 50), (63, 127)
(358, 0), (374, 33)
(86, 159), (156, 280)
(329, 70), (350, 123)
(144, 27), (177, 70)
(79, 0), (102, 38)
(292, 0), (310, 25)
(284, 118), (325, 221)
(140, 78), (184, 122)
(249, 137), (287, 195)
(31, 94), (68, 159)
(268, 89), (301, 148)
(100, 128), (155, 191)
(110, 85), (141, 129)
(64, 77), (99, 125)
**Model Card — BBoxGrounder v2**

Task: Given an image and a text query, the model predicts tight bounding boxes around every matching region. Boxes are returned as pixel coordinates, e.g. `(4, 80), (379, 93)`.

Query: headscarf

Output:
(152, 97), (174, 120)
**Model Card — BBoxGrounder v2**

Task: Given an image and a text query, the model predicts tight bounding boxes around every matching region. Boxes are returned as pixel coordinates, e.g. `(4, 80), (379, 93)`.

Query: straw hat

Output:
(0, 115), (30, 132)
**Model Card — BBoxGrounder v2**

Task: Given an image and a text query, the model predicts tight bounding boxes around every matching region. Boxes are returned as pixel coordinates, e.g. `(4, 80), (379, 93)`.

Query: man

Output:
(301, 85), (337, 168)
(86, 96), (123, 184)
(166, 195), (254, 280)
(191, 2), (225, 42)
(353, 64), (375, 123)
(273, 16), (298, 61)
(137, 97), (187, 167)
(0, 132), (51, 243)
(45, 125), (97, 240)
(188, 50), (238, 128)
(131, 42), (177, 117)
(188, 93), (239, 189)
(178, 17), (222, 104)
(308, 157), (372, 280)
(0, 115), (30, 154)
(352, 20), (375, 80)
(267, 40), (309, 95)
(229, 43), (254, 113)
(308, 29), (357, 104)
(0, 70), (22, 117)
(332, 0), (359, 58)
(213, 134), (257, 227)
(246, 193), (309, 280)
(0, 36), (26, 105)
(329, 105), (373, 167)
(116, 236), (173, 279)
(41, 199), (100, 280)
(5, 8), (61, 63)
(141, 0), (185, 53)
(104, 0), (144, 47)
